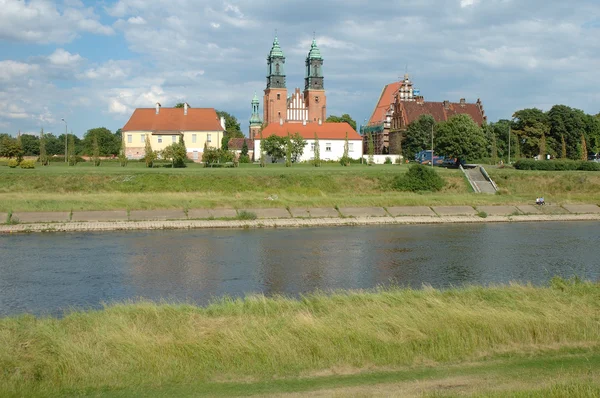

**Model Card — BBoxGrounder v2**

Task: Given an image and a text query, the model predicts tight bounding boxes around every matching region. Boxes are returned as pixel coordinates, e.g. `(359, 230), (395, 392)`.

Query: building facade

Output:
(122, 103), (225, 162)
(364, 74), (487, 154)
(254, 122), (362, 163)
(259, 36), (327, 126)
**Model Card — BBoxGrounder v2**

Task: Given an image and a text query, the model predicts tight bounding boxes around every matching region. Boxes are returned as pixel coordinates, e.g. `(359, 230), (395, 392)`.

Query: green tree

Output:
(241, 139), (249, 157)
(561, 134), (567, 159)
(326, 114), (357, 130)
(263, 135), (286, 163)
(83, 128), (120, 156)
(20, 134), (40, 156)
(39, 128), (48, 166)
(0, 135), (23, 160)
(92, 134), (101, 166)
(68, 134), (77, 166)
(539, 133), (546, 160)
(216, 110), (244, 146)
(144, 134), (156, 168)
(313, 132), (320, 167)
(44, 133), (62, 155)
(490, 133), (498, 165)
(118, 132), (128, 167)
(285, 134), (292, 167)
(581, 133), (588, 161)
(511, 108), (549, 158)
(404, 115), (435, 161)
(174, 103), (185, 108)
(435, 114), (487, 162)
(367, 132), (374, 165)
(290, 132), (306, 162)
(340, 132), (350, 166)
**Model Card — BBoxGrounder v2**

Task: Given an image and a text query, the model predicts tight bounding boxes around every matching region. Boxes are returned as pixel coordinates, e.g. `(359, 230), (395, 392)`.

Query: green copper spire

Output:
(307, 38), (322, 60)
(269, 35), (284, 58)
(250, 92), (262, 125)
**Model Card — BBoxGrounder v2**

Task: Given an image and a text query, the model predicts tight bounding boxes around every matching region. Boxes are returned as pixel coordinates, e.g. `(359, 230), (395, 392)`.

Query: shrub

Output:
(239, 154), (250, 164)
(237, 210), (257, 220)
(45, 155), (86, 163)
(394, 164), (445, 192)
(384, 157), (392, 164)
(7, 159), (18, 168)
(19, 160), (35, 169)
(514, 159), (600, 171)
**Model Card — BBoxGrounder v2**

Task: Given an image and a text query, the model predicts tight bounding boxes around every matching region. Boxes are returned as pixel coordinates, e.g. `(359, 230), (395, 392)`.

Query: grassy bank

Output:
(1, 279), (599, 396)
(0, 162), (599, 212)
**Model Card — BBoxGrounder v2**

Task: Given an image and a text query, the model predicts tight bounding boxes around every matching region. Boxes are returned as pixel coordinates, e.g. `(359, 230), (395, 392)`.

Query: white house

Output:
(254, 121), (363, 162)
(121, 103), (225, 162)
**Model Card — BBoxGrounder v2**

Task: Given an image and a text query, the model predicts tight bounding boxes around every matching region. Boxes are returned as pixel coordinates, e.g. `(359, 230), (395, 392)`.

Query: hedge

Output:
(513, 159), (600, 171)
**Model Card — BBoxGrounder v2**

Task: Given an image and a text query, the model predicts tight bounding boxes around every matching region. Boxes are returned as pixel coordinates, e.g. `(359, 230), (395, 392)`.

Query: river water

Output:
(1, 222), (598, 317)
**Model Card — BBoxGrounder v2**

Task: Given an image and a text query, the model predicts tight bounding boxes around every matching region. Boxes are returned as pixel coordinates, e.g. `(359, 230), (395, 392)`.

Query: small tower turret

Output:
(303, 36), (326, 123)
(249, 92), (262, 139)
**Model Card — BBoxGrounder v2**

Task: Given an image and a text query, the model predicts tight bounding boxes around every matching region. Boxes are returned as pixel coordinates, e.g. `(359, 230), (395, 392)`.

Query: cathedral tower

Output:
(303, 38), (326, 123)
(263, 36), (287, 124)
(249, 92), (262, 139)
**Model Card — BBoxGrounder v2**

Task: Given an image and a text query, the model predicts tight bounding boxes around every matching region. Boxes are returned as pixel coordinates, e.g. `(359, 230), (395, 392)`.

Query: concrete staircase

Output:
(465, 166), (497, 194)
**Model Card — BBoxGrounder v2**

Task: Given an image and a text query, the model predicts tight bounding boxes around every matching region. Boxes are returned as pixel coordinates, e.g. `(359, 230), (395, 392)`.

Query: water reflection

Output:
(0, 222), (598, 317)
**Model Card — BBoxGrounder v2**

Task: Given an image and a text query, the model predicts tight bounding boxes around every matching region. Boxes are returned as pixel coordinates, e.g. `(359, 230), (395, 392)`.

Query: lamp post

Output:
(508, 116), (516, 165)
(61, 118), (67, 163)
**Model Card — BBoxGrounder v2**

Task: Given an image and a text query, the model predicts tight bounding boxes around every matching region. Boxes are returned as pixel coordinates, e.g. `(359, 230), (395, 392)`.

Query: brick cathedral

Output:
(249, 36), (327, 139)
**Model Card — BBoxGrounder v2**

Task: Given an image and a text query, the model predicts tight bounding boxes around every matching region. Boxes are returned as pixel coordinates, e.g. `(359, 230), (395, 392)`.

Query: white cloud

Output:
(0, 0), (113, 43)
(460, 0), (480, 7)
(48, 49), (84, 67)
(79, 60), (131, 80)
(0, 61), (40, 81)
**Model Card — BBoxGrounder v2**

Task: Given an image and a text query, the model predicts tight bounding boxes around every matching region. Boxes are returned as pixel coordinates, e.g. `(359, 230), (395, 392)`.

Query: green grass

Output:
(0, 161), (598, 212)
(1, 279), (598, 396)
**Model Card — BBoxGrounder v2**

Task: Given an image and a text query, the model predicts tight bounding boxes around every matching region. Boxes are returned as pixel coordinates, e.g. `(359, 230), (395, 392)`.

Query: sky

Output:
(1, 0), (600, 138)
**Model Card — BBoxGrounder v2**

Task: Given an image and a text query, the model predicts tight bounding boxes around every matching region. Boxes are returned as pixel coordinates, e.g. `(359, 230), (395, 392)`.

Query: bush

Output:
(384, 157), (392, 164)
(19, 160), (35, 169)
(514, 159), (600, 171)
(237, 210), (257, 220)
(7, 159), (18, 168)
(239, 154), (251, 164)
(394, 164), (446, 192)
(44, 155), (86, 163)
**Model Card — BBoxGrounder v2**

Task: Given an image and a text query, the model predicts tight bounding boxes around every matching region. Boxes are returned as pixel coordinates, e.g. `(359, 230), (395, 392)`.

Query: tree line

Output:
(396, 105), (600, 162)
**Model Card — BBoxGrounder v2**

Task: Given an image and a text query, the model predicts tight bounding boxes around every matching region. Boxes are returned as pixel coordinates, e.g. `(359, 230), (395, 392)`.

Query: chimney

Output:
(459, 98), (466, 107)
(155, 102), (161, 114)
(443, 100), (450, 109)
(184, 102), (188, 115)
(416, 95), (424, 105)
(279, 118), (283, 126)
(318, 118), (322, 125)
(220, 116), (226, 130)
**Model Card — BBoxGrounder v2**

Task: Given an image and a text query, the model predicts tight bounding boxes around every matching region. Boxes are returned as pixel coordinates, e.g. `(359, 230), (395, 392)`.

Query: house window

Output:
(207, 134), (212, 143)
(192, 134), (197, 144)
(326, 143), (331, 152)
(349, 143), (354, 152)
(158, 135), (162, 143)
(310, 143), (315, 152)
(172, 135), (177, 143)
(127, 134), (132, 144)
(141, 134), (145, 143)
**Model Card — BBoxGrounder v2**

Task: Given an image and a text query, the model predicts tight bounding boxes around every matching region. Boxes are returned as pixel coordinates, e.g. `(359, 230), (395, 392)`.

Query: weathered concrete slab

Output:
(290, 207), (340, 218)
(540, 205), (570, 214)
(12, 212), (70, 223)
(386, 206), (436, 217)
(475, 206), (520, 216)
(242, 208), (290, 219)
(72, 210), (128, 222)
(517, 205), (543, 214)
(129, 209), (186, 221)
(562, 204), (600, 214)
(188, 208), (238, 219)
(432, 206), (477, 216)
(0, 213), (7, 224)
(339, 207), (388, 217)
(290, 208), (311, 218)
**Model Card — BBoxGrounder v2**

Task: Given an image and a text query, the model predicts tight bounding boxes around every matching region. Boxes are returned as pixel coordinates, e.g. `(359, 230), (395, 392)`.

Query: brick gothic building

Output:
(250, 36), (327, 138)
(363, 74), (487, 154)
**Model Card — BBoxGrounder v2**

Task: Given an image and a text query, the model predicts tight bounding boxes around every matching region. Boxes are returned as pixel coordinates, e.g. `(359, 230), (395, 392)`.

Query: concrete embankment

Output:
(1, 204), (599, 233)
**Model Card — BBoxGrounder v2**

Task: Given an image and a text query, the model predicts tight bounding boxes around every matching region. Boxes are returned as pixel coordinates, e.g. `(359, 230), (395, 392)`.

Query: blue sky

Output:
(1, 0), (599, 137)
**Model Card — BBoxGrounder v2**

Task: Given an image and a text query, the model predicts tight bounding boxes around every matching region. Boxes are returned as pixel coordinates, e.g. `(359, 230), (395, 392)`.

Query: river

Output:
(1, 222), (598, 317)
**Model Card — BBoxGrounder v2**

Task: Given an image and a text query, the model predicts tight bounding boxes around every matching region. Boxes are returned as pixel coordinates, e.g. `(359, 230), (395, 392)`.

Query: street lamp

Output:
(61, 118), (67, 163)
(508, 116), (517, 165)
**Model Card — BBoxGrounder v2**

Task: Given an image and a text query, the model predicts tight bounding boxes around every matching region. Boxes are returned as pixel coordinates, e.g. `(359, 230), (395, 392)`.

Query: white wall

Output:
(361, 154), (404, 164)
(254, 139), (364, 163)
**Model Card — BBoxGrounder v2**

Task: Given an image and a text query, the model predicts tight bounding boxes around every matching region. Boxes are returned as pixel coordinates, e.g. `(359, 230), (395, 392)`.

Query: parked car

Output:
(414, 150), (444, 166)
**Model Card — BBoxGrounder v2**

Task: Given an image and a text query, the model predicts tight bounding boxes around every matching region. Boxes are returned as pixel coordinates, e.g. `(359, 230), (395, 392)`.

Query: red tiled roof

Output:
(368, 82), (486, 127)
(122, 108), (224, 132)
(228, 138), (254, 150)
(260, 122), (361, 140)
(368, 82), (400, 125)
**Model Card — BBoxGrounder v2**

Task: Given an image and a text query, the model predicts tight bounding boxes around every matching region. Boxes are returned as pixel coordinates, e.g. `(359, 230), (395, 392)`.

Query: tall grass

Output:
(0, 279), (598, 395)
